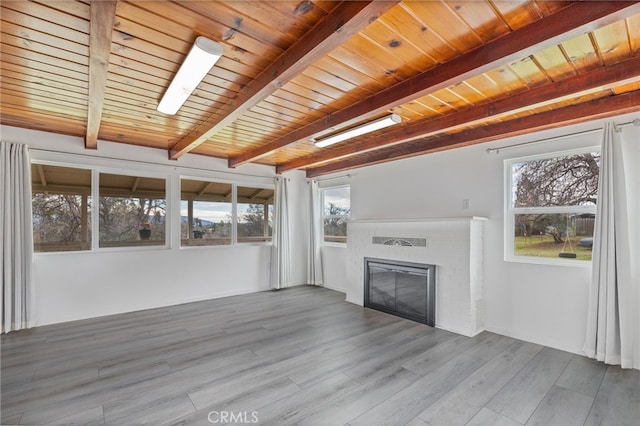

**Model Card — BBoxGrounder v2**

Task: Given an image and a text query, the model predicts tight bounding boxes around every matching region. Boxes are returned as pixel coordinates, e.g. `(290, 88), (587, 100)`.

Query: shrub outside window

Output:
(237, 186), (273, 243)
(180, 179), (232, 246)
(322, 185), (350, 244)
(505, 148), (599, 263)
(32, 164), (92, 252)
(99, 173), (166, 248)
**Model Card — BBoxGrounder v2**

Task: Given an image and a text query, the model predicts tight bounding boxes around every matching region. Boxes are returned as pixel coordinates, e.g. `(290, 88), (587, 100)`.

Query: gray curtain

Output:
(583, 122), (638, 368)
(270, 177), (291, 289)
(1, 142), (35, 333)
(307, 179), (323, 285)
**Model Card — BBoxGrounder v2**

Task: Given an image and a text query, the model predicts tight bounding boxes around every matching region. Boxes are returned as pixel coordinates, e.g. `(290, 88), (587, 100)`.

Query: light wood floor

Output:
(2, 286), (638, 426)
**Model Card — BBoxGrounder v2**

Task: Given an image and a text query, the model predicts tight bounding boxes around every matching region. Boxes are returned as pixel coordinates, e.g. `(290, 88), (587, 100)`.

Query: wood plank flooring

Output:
(1, 285), (638, 425)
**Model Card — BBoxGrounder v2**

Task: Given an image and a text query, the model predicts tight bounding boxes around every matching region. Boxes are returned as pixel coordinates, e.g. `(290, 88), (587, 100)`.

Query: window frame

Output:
(31, 161), (93, 253)
(504, 146), (599, 267)
(179, 177), (234, 248)
(96, 168), (170, 251)
(31, 158), (276, 253)
(177, 178), (275, 248)
(235, 184), (274, 245)
(321, 184), (351, 246)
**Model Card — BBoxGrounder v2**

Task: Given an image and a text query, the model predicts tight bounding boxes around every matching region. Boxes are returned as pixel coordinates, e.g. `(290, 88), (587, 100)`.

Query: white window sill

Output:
(322, 242), (347, 248)
(505, 255), (592, 268)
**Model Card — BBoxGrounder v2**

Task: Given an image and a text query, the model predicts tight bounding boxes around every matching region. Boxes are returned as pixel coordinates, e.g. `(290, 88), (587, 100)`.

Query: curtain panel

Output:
(270, 177), (291, 289)
(307, 179), (323, 285)
(583, 122), (639, 369)
(1, 142), (36, 333)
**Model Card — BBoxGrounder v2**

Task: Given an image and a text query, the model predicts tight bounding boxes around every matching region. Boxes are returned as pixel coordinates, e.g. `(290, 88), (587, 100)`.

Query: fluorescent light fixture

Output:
(157, 36), (223, 115)
(313, 114), (402, 148)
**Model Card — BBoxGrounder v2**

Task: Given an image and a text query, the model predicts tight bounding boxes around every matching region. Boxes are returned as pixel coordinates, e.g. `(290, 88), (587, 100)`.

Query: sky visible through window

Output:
(181, 201), (232, 223)
(180, 202), (270, 224)
(324, 186), (350, 214)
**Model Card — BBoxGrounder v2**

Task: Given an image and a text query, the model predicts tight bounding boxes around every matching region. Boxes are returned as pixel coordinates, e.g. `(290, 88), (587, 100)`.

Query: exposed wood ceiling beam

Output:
(85, 0), (117, 149)
(305, 89), (640, 177)
(248, 188), (265, 200)
(32, 184), (91, 196)
(277, 55), (640, 173)
(197, 182), (214, 197)
(182, 194), (230, 203)
(36, 164), (47, 187)
(98, 188), (166, 198)
(231, 0), (640, 168)
(168, 0), (399, 160)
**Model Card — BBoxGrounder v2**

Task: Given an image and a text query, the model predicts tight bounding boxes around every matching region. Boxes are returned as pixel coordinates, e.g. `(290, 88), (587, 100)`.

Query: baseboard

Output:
(344, 296), (363, 306)
(444, 325), (482, 338)
(488, 325), (640, 370)
(484, 324), (584, 356)
(435, 323), (483, 338)
(36, 286), (269, 327)
(179, 286), (268, 304)
(321, 283), (347, 294)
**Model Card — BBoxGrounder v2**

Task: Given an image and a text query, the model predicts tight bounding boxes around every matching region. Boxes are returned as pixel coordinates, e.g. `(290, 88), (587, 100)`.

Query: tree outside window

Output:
(237, 186), (273, 243)
(99, 173), (166, 247)
(507, 149), (599, 262)
(322, 186), (350, 244)
(32, 164), (277, 252)
(31, 164), (92, 252)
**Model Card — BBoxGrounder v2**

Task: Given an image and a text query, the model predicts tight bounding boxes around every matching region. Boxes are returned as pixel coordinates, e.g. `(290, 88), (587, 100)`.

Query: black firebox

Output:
(364, 257), (436, 327)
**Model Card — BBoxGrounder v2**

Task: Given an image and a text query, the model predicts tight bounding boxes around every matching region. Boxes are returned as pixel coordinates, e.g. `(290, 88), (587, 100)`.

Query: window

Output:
(180, 179), (232, 246)
(237, 186), (273, 243)
(322, 185), (351, 243)
(31, 161), (274, 252)
(32, 164), (92, 252)
(99, 173), (166, 248)
(505, 148), (599, 263)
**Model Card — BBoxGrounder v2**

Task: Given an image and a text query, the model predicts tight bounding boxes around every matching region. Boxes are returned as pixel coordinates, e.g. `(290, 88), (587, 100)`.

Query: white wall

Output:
(321, 246), (348, 293)
(282, 169), (310, 286)
(320, 113), (639, 355)
(33, 245), (271, 325)
(2, 126), (308, 326)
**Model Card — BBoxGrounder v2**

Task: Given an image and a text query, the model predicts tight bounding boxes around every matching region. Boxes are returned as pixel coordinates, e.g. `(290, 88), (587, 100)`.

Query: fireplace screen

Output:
(364, 257), (435, 326)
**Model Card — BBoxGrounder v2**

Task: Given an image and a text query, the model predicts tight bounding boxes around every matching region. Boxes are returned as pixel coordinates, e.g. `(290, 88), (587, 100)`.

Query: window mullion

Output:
(91, 169), (99, 251)
(512, 205), (596, 215)
(232, 183), (238, 245)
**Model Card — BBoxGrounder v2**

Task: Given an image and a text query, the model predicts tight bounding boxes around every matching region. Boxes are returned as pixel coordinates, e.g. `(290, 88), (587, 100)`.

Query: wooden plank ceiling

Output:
(2, 1), (640, 177)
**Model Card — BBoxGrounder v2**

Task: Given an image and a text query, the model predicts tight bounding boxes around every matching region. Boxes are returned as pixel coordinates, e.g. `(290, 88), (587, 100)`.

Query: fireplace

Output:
(364, 257), (435, 326)
(347, 218), (486, 336)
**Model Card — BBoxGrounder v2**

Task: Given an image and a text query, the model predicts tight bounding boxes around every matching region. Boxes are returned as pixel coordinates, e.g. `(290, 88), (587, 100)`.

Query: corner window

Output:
(322, 185), (351, 244)
(32, 164), (92, 252)
(180, 179), (232, 246)
(99, 173), (166, 248)
(237, 186), (273, 243)
(505, 148), (599, 264)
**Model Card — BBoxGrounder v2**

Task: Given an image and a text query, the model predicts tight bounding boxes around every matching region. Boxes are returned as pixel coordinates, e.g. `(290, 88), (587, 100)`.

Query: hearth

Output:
(364, 257), (435, 326)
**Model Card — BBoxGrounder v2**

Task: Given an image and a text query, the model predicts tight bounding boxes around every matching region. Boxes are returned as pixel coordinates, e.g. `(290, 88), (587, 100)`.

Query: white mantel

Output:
(346, 217), (487, 337)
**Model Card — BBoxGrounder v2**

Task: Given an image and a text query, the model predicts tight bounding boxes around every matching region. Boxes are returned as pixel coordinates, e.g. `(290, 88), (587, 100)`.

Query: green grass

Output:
(514, 235), (592, 261)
